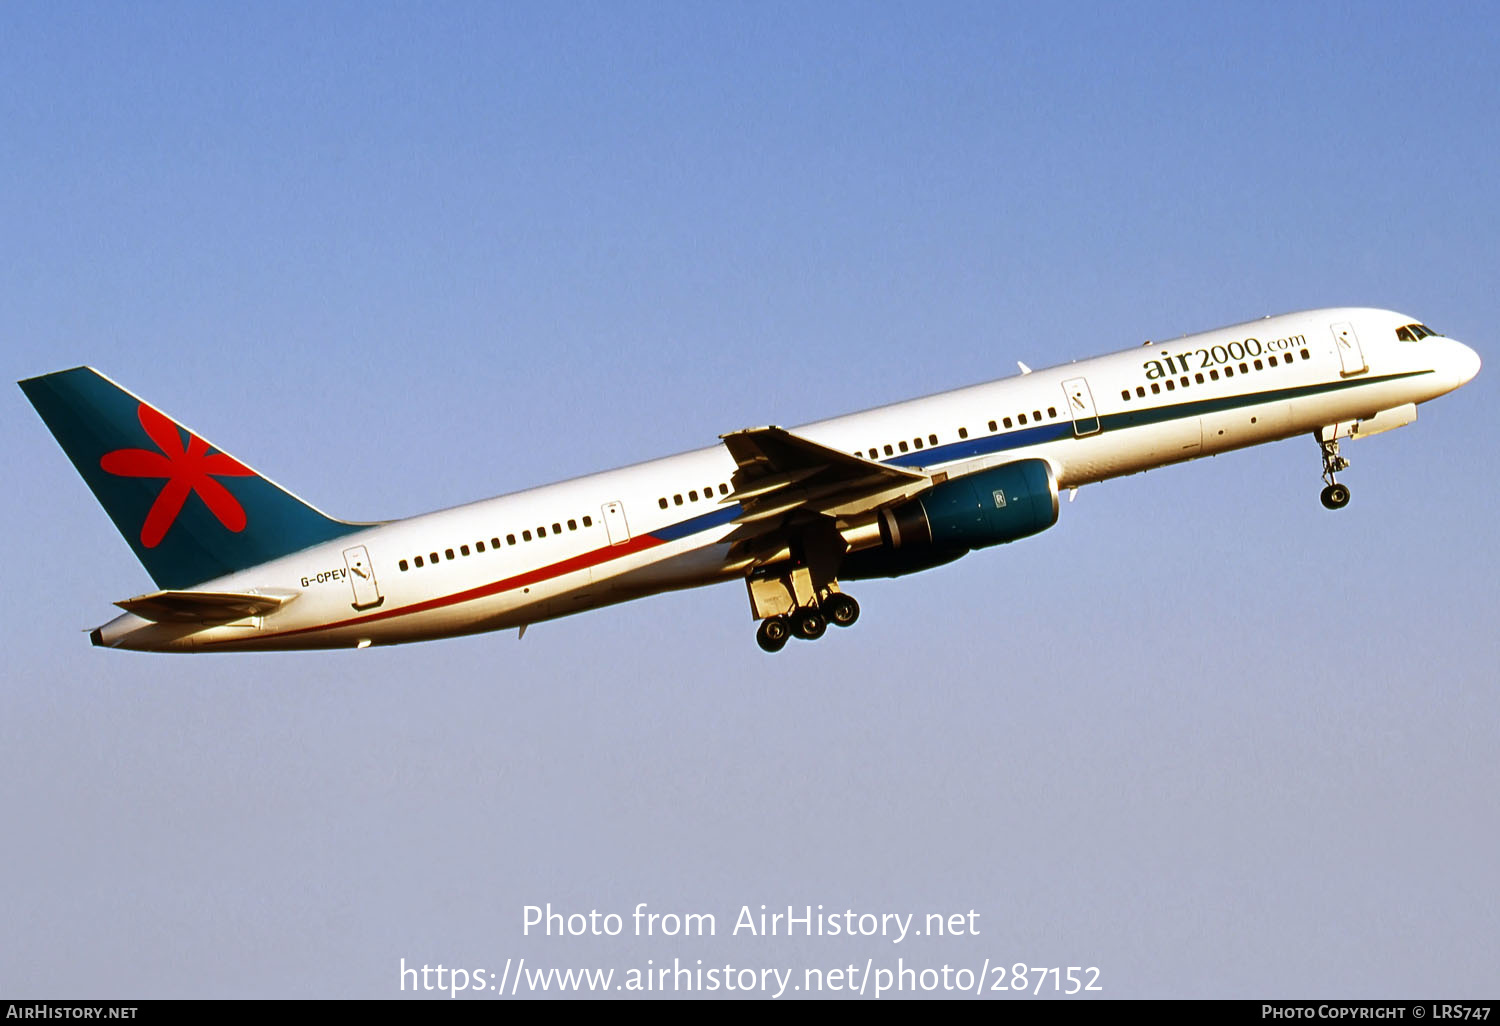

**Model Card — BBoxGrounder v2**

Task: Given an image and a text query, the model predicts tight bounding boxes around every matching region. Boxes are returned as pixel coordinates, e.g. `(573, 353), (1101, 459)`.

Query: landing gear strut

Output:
(1318, 436), (1351, 510)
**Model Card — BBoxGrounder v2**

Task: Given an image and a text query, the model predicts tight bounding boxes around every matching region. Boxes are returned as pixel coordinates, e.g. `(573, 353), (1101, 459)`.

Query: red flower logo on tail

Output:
(100, 403), (255, 548)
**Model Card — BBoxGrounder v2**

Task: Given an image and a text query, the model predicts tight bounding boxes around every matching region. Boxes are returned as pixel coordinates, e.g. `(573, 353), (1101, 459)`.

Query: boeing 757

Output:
(20, 307), (1480, 653)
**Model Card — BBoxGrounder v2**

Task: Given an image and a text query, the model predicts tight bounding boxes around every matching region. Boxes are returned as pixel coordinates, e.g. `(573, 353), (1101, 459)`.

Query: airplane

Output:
(20, 307), (1480, 654)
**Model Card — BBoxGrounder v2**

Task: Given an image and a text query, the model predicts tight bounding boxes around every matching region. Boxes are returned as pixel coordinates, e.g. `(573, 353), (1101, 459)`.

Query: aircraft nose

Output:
(1453, 341), (1481, 386)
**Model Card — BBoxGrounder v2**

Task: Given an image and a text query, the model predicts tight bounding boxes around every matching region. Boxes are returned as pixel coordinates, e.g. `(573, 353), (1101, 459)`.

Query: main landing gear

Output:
(755, 594), (860, 653)
(1318, 435), (1351, 510)
(747, 559), (862, 653)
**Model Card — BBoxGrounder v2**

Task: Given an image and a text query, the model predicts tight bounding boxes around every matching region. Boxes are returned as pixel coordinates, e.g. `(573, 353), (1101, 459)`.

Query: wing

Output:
(718, 426), (935, 570)
(720, 426), (932, 522)
(114, 589), (299, 624)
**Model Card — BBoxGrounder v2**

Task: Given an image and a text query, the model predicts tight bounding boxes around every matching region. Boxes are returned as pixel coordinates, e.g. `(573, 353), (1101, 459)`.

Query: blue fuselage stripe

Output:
(644, 369), (1429, 543)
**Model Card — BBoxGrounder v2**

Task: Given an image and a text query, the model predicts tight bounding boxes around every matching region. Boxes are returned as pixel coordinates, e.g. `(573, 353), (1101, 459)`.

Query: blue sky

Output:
(3, 1), (1497, 998)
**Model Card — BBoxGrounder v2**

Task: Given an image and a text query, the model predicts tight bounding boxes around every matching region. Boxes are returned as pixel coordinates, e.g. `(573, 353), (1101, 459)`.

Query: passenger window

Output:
(1209, 369), (1219, 381)
(1121, 390), (1130, 401)
(475, 541), (485, 553)
(1032, 410), (1041, 421)
(1194, 373), (1205, 384)
(492, 537), (501, 549)
(1224, 366), (1234, 377)
(1239, 363), (1248, 374)
(884, 445), (894, 456)
(1300, 349), (1310, 360)
(1018, 414), (1027, 424)
(1046, 408), (1056, 419)
(1179, 376), (1188, 387)
(928, 433), (938, 445)
(568, 519), (577, 531)
(1136, 386), (1145, 397)
(1165, 379), (1175, 391)
(899, 441), (909, 453)
(430, 552), (439, 564)
(445, 548), (454, 560)
(1003, 417), (1012, 428)
(958, 427), (968, 439)
(913, 437), (923, 450)
(460, 544), (470, 556)
(719, 484), (729, 495)
(552, 523), (561, 534)
(674, 494), (683, 505)
(522, 531), (531, 542)
(1254, 359), (1263, 370)
(689, 490), (698, 502)
(1268, 355), (1278, 367)
(582, 516), (593, 527)
(399, 559), (409, 571)
(1150, 383), (1161, 394)
(537, 526), (546, 538)
(506, 534), (516, 545)
(659, 497), (668, 509)
(988, 420), (997, 432)
(415, 555), (424, 568)
(868, 448), (878, 459)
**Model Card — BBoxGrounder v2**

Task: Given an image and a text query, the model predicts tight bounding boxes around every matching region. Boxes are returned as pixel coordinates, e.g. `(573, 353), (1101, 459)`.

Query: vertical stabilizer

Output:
(20, 367), (363, 589)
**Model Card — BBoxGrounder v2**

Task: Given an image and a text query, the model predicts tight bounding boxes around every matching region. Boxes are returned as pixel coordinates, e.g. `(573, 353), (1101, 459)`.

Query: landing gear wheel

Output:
(791, 608), (827, 640)
(756, 616), (790, 653)
(825, 594), (860, 628)
(1320, 483), (1351, 510)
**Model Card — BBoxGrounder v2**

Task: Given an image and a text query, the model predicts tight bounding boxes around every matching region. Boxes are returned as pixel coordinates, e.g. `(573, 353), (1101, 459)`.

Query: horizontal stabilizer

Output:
(115, 588), (299, 624)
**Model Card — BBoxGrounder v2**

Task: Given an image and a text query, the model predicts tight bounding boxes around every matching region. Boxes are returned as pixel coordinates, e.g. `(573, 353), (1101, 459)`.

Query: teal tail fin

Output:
(20, 367), (362, 589)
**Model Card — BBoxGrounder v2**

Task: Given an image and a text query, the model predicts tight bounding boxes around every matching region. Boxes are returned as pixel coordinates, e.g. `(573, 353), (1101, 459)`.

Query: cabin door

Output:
(342, 545), (384, 610)
(601, 501), (631, 546)
(1061, 377), (1101, 435)
(1331, 321), (1367, 377)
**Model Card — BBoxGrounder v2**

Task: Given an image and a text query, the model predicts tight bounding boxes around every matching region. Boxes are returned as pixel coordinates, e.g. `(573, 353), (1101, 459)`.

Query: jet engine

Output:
(838, 459), (1059, 579)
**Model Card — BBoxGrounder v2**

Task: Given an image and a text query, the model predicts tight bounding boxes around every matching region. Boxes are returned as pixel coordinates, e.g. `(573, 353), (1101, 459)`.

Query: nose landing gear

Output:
(1318, 436), (1351, 510)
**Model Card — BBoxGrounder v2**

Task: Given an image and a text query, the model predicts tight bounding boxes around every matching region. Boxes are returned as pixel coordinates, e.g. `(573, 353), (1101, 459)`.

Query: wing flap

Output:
(719, 425), (932, 525)
(115, 588), (299, 624)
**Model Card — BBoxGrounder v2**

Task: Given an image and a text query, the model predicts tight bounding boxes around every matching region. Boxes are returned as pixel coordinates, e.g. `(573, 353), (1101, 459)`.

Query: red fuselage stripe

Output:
(209, 532), (669, 644)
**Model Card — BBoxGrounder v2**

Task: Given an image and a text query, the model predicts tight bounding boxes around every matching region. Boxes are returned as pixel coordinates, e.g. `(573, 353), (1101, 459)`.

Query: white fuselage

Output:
(95, 307), (1480, 652)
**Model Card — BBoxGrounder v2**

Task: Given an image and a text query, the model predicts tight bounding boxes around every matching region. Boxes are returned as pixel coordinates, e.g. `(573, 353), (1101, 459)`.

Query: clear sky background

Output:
(2, 0), (1496, 999)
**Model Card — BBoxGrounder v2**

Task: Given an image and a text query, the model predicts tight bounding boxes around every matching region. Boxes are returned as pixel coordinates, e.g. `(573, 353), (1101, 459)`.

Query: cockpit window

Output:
(1396, 323), (1442, 341)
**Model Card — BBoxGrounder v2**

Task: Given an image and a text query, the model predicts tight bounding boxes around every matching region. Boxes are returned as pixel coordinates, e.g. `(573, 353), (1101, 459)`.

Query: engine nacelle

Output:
(839, 459), (1059, 579)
